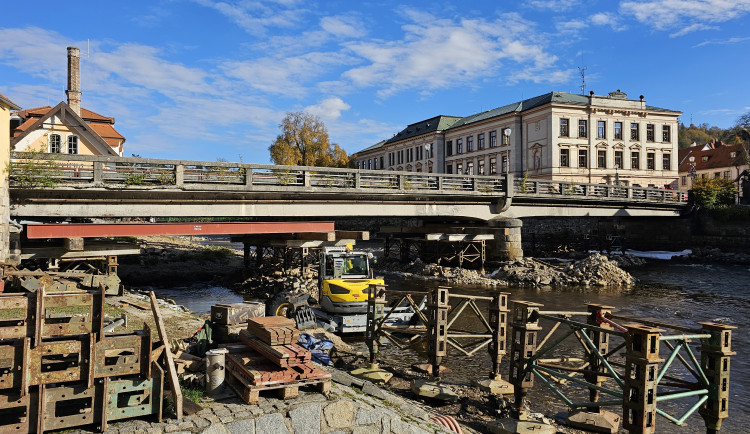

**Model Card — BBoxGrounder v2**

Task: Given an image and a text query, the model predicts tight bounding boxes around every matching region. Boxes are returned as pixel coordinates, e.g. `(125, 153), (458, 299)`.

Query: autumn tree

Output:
(269, 111), (349, 168)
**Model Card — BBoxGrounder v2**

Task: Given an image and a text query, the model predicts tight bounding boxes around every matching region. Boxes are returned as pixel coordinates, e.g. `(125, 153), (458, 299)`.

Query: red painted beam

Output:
(25, 222), (336, 239)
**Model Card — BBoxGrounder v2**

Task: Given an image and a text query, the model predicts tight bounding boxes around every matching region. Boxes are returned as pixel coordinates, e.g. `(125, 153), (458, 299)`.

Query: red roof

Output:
(12, 103), (125, 147)
(17, 105), (115, 124)
(678, 143), (746, 173)
(0, 92), (21, 109)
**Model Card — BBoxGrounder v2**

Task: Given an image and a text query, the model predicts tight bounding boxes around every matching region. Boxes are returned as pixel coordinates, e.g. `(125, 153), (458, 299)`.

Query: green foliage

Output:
(520, 170), (529, 193)
(269, 111), (349, 168)
(700, 205), (750, 221)
(690, 177), (737, 208)
(6, 147), (62, 188)
(125, 171), (146, 185)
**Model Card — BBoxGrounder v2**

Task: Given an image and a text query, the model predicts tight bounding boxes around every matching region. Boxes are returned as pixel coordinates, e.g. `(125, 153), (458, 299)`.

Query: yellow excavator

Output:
(267, 245), (414, 333)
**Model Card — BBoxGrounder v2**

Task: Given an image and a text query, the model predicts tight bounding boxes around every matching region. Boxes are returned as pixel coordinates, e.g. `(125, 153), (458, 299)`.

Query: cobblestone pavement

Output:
(76, 369), (468, 434)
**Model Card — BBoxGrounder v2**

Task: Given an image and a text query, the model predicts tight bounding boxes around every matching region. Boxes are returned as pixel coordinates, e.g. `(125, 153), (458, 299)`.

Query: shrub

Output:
(690, 177), (737, 208)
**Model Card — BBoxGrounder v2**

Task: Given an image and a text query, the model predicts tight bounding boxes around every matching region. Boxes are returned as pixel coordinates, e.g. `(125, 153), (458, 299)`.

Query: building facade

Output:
(677, 141), (748, 192)
(353, 90), (681, 188)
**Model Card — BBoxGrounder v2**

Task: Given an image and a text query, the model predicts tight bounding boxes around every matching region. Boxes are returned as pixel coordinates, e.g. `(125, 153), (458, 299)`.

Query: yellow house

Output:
(9, 47), (123, 158)
(1, 91), (22, 264)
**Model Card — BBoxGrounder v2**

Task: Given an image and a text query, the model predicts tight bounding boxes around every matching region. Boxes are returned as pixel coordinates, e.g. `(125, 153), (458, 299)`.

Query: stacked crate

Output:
(0, 285), (162, 433)
(225, 316), (331, 404)
(211, 301), (265, 343)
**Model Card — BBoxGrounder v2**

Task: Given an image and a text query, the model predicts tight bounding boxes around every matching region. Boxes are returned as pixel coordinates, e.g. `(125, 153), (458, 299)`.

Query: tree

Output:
(269, 111), (349, 168)
(691, 177), (737, 208)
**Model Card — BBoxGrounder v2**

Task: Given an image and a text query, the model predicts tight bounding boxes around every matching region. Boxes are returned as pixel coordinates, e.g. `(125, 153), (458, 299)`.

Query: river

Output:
(154, 261), (750, 433)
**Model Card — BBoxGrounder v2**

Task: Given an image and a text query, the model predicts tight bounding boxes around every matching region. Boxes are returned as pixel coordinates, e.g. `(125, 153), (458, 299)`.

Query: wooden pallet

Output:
(225, 366), (331, 405)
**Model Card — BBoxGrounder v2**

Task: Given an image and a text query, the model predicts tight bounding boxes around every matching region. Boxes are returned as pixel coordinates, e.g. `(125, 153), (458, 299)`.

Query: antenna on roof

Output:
(578, 66), (587, 95)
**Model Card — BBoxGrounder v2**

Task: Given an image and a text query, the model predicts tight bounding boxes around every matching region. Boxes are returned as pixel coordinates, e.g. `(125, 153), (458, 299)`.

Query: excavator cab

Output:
(318, 246), (383, 314)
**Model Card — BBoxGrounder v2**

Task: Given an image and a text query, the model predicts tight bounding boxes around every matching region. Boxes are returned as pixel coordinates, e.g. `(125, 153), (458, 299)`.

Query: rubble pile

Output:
(680, 247), (750, 264)
(494, 253), (636, 287)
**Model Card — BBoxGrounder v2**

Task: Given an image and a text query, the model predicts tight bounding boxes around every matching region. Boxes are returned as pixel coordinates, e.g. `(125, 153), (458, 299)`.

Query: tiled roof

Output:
(677, 143), (746, 173)
(89, 123), (125, 148)
(384, 115), (462, 145)
(0, 92), (21, 110)
(17, 105), (115, 124)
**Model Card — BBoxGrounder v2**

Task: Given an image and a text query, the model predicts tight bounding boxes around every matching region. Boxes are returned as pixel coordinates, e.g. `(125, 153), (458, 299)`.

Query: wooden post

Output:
(149, 291), (183, 419)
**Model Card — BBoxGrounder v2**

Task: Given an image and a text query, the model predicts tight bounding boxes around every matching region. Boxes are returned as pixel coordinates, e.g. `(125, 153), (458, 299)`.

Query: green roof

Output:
(384, 115), (462, 145)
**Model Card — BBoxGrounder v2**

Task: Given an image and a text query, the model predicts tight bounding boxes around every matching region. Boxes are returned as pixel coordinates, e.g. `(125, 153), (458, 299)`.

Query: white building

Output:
(353, 90), (681, 188)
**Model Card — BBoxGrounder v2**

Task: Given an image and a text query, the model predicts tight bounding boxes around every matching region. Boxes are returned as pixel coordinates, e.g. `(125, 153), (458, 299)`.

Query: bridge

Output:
(9, 153), (685, 221)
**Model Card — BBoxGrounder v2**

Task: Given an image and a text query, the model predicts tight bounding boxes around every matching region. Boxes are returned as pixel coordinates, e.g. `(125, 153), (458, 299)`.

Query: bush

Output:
(690, 178), (737, 208)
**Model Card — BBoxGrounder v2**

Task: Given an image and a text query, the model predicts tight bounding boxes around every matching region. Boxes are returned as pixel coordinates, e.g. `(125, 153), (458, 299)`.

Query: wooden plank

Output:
(149, 291), (182, 420)
(295, 232), (336, 241)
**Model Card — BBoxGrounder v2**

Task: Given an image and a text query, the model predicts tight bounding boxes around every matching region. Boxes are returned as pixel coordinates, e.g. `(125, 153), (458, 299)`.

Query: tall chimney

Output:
(66, 46), (81, 116)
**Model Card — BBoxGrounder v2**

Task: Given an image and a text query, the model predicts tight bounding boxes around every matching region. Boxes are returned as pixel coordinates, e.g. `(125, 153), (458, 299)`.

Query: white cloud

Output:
(527, 0), (581, 10)
(556, 19), (587, 33)
(320, 16), (364, 38)
(694, 36), (750, 47)
(590, 12), (626, 30)
(305, 97), (350, 121)
(670, 23), (717, 37)
(620, 0), (750, 35)
(342, 12), (566, 98)
(191, 0), (306, 35)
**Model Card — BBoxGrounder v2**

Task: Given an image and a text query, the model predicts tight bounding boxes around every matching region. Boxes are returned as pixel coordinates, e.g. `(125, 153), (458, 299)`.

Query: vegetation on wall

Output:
(5, 145), (62, 188)
(690, 177), (737, 209)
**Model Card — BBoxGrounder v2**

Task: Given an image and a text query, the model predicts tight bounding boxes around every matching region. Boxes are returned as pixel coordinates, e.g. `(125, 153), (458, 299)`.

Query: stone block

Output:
(355, 407), (381, 426)
(199, 423), (232, 434)
(227, 418), (255, 434)
(362, 381), (390, 400)
(289, 403), (321, 434)
(256, 413), (289, 434)
(323, 400), (356, 429)
(566, 409), (621, 433)
(487, 418), (555, 434)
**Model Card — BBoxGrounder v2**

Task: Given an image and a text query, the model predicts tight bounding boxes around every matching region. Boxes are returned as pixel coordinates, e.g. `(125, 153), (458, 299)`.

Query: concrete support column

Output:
(488, 217), (523, 261)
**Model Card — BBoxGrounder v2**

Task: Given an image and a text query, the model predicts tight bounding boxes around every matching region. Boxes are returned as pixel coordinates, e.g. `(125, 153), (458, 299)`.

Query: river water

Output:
(155, 262), (750, 432)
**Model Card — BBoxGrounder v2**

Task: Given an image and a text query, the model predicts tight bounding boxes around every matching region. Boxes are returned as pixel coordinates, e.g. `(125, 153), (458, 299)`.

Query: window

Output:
(662, 125), (671, 142)
(368, 159), (372, 170)
(467, 136), (473, 152)
(49, 134), (61, 153)
(447, 164), (453, 174)
(67, 135), (78, 154)
(647, 152), (655, 170)
(489, 157), (497, 174)
(374, 158), (378, 170)
(456, 163), (463, 174)
(379, 156), (384, 169)
(578, 149), (588, 168)
(681, 176), (687, 186)
(597, 150), (606, 168)
(478, 133), (485, 150)
(489, 131), (497, 148)
(662, 154), (671, 170)
(630, 123), (639, 140)
(560, 148), (570, 167)
(614, 151), (623, 168)
(724, 171), (731, 179)
(597, 121), (606, 139)
(357, 161), (361, 169)
(646, 124), (654, 141)
(614, 122), (623, 140)
(428, 143), (434, 158)
(632, 151), (640, 170)
(501, 155), (509, 173)
(560, 118), (569, 137)
(456, 139), (463, 154)
(579, 120), (588, 138)
(502, 131), (510, 146)
(730, 151), (737, 158)
(714, 172), (721, 179)
(466, 162), (474, 175)
(446, 141), (453, 156)
(478, 160), (485, 175)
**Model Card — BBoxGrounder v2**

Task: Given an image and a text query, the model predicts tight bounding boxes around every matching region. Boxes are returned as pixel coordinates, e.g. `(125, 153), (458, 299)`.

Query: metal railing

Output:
(8, 153), (687, 205)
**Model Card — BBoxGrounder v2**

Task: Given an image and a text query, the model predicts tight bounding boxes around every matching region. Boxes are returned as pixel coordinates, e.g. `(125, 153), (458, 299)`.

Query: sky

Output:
(2, 0), (749, 163)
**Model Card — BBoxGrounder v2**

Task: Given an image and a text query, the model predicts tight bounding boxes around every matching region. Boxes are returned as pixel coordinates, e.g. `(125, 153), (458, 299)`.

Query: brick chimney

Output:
(65, 46), (81, 116)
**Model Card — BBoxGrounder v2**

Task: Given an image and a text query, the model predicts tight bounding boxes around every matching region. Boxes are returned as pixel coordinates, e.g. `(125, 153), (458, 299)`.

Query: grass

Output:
(181, 381), (205, 404)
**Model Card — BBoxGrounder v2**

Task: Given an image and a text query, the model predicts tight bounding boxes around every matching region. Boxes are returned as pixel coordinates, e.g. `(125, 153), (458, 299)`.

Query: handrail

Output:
(8, 152), (687, 205)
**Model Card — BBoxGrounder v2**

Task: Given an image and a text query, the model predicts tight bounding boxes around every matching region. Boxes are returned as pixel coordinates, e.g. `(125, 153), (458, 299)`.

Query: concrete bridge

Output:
(6, 153), (687, 262)
(9, 153), (685, 221)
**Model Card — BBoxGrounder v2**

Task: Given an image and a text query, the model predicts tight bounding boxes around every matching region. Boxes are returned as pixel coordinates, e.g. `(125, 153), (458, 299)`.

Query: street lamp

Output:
(614, 163), (620, 186)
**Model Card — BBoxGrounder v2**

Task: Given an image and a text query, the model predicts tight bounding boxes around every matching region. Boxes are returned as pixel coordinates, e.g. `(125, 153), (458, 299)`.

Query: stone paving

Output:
(77, 369), (464, 434)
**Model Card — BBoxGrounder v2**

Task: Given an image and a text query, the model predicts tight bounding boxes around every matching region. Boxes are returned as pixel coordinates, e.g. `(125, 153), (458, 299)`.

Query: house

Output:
(352, 90), (681, 188)
(0, 92), (22, 264)
(677, 141), (748, 196)
(9, 47), (124, 157)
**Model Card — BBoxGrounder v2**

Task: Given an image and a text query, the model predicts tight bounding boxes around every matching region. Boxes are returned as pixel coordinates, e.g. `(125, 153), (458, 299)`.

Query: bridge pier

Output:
(488, 217), (523, 261)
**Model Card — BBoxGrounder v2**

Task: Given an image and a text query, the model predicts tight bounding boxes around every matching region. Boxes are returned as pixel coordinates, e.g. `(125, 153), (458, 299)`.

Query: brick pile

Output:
(225, 316), (331, 404)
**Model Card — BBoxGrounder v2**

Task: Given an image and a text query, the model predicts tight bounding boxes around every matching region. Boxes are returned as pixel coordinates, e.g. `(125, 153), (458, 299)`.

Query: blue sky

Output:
(2, 0), (749, 163)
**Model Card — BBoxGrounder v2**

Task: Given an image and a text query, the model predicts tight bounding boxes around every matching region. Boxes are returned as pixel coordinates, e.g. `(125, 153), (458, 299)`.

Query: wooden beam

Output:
(149, 291), (183, 420)
(295, 232), (336, 241)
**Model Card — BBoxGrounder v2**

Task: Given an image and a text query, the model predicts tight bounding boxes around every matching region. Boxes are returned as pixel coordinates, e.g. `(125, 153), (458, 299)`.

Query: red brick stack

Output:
(224, 316), (331, 404)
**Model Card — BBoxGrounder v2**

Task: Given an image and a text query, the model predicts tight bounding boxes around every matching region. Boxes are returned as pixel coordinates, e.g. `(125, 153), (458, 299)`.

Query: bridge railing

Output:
(513, 177), (687, 203)
(8, 153), (685, 204)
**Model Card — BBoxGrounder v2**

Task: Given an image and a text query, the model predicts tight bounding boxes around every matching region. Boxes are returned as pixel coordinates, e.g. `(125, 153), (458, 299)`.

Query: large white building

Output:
(353, 90), (681, 188)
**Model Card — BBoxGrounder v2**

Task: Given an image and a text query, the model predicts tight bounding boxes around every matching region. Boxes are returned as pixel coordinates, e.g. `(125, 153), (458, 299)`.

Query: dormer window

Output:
(67, 135), (79, 154)
(730, 151), (737, 158)
(49, 134), (62, 153)
(702, 156), (708, 162)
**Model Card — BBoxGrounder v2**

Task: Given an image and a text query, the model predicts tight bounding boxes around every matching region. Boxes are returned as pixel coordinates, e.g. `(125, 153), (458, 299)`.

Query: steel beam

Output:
(25, 221), (335, 239)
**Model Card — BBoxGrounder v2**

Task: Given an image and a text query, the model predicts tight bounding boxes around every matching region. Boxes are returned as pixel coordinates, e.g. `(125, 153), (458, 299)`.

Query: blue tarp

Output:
(298, 333), (334, 366)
